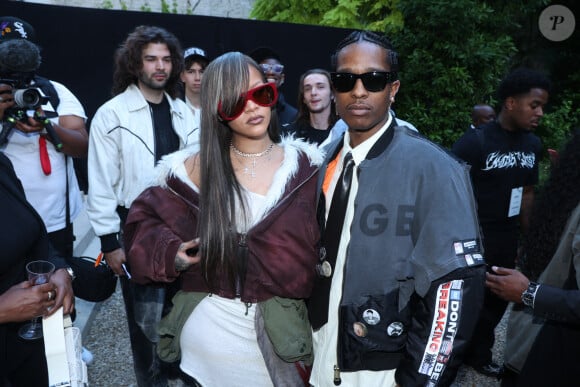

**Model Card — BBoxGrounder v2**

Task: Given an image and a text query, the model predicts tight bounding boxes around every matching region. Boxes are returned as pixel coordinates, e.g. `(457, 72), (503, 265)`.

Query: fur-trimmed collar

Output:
(150, 135), (325, 191)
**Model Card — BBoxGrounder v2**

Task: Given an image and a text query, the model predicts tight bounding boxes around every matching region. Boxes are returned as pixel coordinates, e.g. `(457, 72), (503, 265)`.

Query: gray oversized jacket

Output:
(309, 124), (486, 386)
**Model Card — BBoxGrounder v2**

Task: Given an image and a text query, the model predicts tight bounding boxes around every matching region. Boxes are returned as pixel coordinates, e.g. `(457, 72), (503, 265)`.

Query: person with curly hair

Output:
(486, 129), (580, 386)
(86, 25), (199, 386)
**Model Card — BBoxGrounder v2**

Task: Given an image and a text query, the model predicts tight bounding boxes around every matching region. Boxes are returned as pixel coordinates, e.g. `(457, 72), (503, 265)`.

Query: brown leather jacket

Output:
(124, 141), (322, 302)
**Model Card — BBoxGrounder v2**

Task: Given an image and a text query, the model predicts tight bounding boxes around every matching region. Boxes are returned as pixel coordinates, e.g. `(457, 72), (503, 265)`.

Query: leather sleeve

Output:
(124, 187), (192, 285)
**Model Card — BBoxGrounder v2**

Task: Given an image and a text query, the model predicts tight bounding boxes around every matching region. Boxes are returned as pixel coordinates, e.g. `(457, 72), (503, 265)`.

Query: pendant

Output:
(242, 158), (257, 178)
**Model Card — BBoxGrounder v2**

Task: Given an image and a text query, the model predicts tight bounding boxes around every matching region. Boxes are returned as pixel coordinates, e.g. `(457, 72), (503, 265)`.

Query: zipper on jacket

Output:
(235, 233), (248, 297)
(333, 364), (342, 385)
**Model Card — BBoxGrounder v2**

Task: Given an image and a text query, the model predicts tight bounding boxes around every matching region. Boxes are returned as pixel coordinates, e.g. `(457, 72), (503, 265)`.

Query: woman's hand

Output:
(48, 268), (75, 316)
(0, 280), (57, 323)
(485, 266), (529, 303)
(175, 238), (201, 272)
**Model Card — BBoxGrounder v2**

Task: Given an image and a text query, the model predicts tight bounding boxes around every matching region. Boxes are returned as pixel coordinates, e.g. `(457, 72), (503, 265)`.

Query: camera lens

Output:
(14, 88), (42, 109)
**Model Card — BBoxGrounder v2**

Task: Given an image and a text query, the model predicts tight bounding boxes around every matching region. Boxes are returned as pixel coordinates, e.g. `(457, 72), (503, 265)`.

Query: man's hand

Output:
(485, 266), (529, 303)
(14, 117), (44, 133)
(105, 248), (127, 277)
(0, 83), (14, 119)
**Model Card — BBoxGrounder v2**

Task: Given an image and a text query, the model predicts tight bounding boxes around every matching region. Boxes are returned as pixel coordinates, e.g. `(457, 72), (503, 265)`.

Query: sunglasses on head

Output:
(330, 71), (398, 93)
(259, 63), (284, 74)
(218, 82), (278, 122)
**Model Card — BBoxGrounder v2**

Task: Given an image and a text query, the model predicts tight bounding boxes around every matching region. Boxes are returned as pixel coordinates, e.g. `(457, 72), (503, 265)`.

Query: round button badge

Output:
(362, 309), (380, 325)
(316, 261), (332, 277)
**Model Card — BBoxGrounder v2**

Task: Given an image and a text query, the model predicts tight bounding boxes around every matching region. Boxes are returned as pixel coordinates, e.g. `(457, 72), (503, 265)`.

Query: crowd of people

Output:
(1, 13), (578, 387)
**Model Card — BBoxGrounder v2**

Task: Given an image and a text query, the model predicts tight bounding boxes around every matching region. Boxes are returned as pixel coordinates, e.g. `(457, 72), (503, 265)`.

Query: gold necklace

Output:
(230, 142), (274, 178)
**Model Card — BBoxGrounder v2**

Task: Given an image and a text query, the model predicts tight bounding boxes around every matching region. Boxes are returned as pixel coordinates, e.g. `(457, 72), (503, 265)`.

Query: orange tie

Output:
(39, 135), (51, 175)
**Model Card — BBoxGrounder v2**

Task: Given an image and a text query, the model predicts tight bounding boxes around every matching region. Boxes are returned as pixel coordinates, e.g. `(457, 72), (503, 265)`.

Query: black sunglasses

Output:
(330, 71), (398, 93)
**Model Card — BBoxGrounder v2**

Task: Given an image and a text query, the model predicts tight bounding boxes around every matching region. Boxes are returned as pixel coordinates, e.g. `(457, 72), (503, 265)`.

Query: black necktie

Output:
(309, 151), (354, 330)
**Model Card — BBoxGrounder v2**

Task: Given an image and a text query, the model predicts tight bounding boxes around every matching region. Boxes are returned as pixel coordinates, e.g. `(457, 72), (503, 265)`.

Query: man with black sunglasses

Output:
(307, 31), (486, 387)
(248, 46), (297, 126)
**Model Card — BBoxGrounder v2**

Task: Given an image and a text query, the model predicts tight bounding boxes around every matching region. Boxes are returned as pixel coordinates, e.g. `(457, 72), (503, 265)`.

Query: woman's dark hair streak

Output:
(198, 51), (280, 289)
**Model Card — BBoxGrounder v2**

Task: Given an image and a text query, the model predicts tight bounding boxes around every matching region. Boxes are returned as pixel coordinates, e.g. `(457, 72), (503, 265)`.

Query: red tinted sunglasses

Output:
(218, 82), (278, 121)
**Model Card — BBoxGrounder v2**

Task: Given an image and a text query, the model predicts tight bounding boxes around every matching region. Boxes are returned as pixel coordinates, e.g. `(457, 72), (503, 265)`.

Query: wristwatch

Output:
(65, 266), (76, 281)
(521, 281), (540, 308)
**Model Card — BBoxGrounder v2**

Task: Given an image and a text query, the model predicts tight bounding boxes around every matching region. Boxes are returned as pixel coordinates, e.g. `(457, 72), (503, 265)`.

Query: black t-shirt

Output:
(284, 120), (331, 146)
(148, 97), (180, 163)
(452, 121), (542, 225)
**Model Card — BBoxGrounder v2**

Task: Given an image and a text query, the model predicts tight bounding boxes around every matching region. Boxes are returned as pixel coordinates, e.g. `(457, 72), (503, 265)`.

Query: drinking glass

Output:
(18, 260), (55, 340)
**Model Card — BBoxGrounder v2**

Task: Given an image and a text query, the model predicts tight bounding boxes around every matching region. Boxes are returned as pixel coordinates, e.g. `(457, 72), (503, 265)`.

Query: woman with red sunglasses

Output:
(124, 51), (324, 386)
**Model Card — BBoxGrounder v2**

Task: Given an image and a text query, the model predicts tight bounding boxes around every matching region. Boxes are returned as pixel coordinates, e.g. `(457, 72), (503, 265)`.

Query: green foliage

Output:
(161, 0), (170, 13)
(101, 0), (113, 9)
(159, 0), (180, 13)
(101, 0), (128, 10)
(538, 99), (577, 153)
(393, 0), (527, 147)
(536, 95), (579, 185)
(251, 0), (404, 31)
(250, 0), (577, 155)
(100, 0), (186, 13)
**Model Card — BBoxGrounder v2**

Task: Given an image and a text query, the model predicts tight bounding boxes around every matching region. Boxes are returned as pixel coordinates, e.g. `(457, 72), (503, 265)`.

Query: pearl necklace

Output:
(230, 142), (275, 178)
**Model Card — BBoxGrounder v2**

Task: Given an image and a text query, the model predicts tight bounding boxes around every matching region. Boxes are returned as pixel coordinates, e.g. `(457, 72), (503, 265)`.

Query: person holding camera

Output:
(0, 16), (88, 261)
(0, 85), (75, 385)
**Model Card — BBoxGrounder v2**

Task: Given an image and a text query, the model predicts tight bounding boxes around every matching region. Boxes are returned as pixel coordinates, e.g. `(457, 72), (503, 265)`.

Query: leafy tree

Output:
(251, 0), (404, 31)
(392, 0), (531, 146)
(251, 0), (579, 151)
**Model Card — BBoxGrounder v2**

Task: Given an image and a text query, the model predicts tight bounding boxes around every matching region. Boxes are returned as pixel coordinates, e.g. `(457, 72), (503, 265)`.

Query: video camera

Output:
(0, 72), (61, 149)
(0, 72), (49, 119)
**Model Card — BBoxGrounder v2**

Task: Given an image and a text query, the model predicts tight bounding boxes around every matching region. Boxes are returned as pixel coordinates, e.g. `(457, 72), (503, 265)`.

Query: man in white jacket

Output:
(87, 25), (199, 386)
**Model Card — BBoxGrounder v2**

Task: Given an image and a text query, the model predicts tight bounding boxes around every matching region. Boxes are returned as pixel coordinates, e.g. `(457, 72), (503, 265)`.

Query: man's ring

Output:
(47, 291), (54, 301)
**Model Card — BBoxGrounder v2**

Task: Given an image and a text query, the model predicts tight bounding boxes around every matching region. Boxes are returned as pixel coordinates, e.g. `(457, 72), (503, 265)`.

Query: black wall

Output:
(4, 1), (352, 121)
